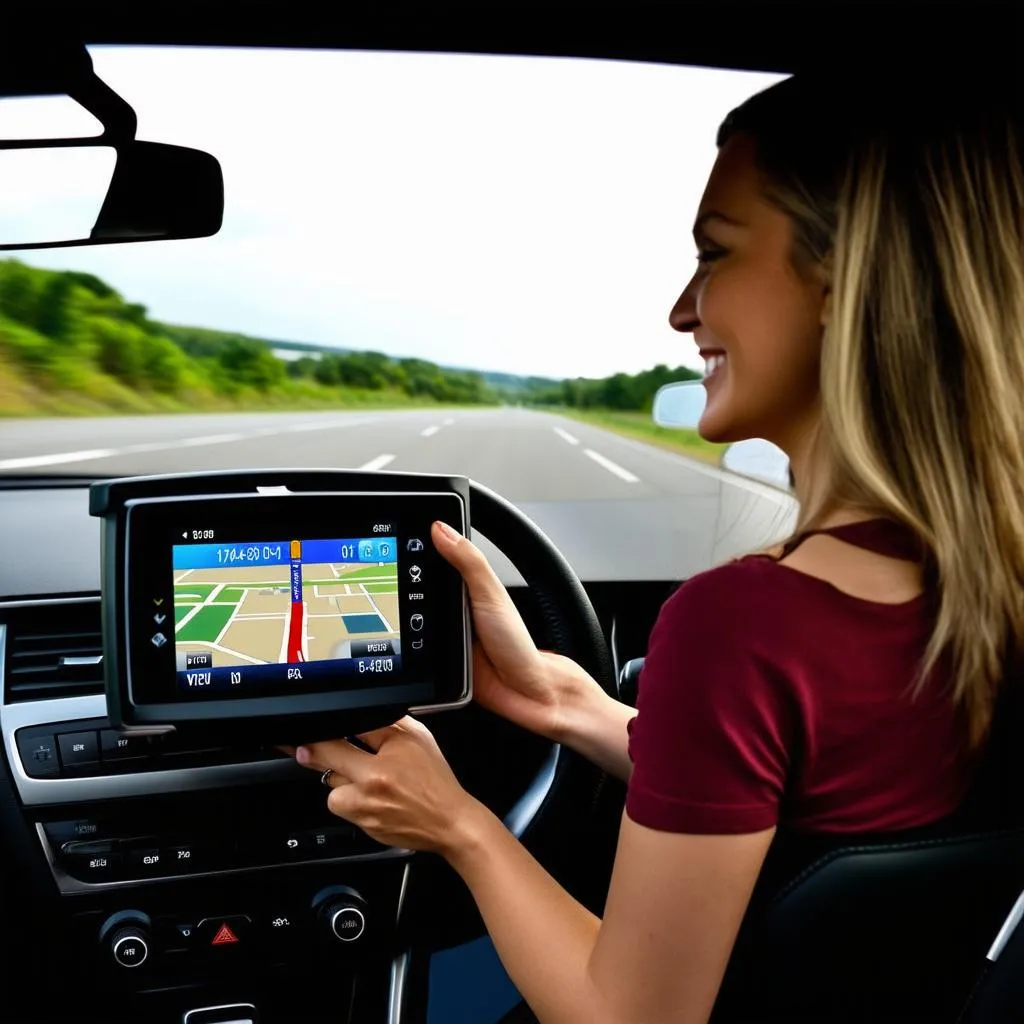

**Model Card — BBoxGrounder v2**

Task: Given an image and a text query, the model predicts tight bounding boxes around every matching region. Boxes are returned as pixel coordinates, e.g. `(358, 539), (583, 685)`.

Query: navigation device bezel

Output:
(90, 470), (472, 742)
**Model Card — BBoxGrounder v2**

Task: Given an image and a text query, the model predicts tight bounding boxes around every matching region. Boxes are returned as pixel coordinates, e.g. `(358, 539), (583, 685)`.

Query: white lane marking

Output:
(181, 433), (247, 447)
(553, 427), (580, 446)
(443, 418), (455, 426)
(583, 448), (640, 484)
(0, 448), (114, 470)
(420, 425), (441, 437)
(582, 426), (792, 505)
(0, 417), (375, 469)
(359, 453), (395, 471)
(359, 582), (394, 632)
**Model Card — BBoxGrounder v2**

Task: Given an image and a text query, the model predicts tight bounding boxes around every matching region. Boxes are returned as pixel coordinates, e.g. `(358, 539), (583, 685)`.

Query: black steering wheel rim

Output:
(468, 480), (616, 844)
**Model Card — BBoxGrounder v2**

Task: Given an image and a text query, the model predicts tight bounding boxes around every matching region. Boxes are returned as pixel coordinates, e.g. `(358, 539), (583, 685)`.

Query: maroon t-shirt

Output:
(626, 519), (973, 835)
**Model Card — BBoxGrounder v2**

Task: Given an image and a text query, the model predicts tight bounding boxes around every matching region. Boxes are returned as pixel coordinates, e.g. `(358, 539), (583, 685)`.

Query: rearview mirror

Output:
(0, 39), (223, 250)
(0, 140), (223, 249)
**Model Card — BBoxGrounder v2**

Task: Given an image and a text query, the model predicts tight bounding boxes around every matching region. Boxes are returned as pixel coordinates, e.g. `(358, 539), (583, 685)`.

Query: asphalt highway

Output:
(0, 408), (794, 583)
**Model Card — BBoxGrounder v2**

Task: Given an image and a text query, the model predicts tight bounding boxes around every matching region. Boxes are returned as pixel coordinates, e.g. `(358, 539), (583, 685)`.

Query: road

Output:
(0, 408), (793, 582)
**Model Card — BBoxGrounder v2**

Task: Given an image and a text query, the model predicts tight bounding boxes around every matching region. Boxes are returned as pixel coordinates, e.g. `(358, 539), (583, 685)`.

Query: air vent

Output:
(2, 600), (105, 703)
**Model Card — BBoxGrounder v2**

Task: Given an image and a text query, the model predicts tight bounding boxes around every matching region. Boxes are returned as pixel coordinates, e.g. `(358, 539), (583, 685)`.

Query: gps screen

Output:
(171, 536), (404, 693)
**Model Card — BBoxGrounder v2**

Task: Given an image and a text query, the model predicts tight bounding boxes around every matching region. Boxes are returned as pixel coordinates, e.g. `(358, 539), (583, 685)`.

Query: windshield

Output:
(0, 47), (792, 579)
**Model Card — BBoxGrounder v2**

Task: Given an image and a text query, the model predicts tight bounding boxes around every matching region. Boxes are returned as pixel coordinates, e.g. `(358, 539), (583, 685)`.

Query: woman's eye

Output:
(696, 247), (727, 264)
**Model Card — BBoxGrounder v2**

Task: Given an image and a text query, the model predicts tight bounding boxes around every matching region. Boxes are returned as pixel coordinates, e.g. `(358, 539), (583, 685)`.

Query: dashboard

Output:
(0, 477), (672, 1024)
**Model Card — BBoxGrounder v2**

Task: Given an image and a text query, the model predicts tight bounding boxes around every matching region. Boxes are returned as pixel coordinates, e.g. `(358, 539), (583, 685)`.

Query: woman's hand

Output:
(294, 716), (484, 857)
(432, 520), (601, 743)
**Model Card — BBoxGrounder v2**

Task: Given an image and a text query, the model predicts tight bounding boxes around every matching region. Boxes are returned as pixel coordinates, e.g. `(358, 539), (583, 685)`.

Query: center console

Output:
(0, 470), (480, 1023)
(3, 689), (414, 1023)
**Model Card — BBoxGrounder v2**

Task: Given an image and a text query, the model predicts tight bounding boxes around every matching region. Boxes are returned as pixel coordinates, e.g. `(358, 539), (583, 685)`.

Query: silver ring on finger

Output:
(320, 768), (335, 787)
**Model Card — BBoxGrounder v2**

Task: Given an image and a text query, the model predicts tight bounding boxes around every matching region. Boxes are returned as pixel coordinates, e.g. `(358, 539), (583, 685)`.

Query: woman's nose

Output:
(669, 275), (700, 333)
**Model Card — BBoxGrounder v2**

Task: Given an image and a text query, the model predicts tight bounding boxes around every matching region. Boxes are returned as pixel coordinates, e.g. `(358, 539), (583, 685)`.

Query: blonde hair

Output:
(719, 73), (1024, 747)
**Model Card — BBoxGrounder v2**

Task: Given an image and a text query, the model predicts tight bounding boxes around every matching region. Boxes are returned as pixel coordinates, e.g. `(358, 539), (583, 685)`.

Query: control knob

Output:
(312, 885), (368, 944)
(99, 911), (151, 969)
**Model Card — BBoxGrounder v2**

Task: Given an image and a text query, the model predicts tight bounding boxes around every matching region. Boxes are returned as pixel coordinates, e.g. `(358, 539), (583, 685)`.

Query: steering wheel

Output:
(466, 480), (617, 844)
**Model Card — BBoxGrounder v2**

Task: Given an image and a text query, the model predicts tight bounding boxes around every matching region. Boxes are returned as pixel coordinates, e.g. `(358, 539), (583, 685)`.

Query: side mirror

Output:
(652, 379), (792, 490)
(0, 38), (223, 250)
(652, 380), (705, 429)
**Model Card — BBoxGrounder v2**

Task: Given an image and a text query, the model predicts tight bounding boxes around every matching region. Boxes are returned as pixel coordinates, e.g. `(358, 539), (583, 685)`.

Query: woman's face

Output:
(669, 132), (828, 451)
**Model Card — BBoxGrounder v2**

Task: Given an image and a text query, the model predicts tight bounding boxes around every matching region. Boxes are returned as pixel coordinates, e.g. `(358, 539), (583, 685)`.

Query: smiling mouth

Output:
(702, 351), (726, 382)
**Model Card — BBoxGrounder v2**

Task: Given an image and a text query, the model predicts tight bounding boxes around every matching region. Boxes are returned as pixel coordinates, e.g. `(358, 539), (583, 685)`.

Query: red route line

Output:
(287, 601), (304, 662)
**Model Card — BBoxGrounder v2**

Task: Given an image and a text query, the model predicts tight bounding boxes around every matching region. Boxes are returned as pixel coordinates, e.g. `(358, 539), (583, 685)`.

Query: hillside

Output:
(0, 258), (701, 417)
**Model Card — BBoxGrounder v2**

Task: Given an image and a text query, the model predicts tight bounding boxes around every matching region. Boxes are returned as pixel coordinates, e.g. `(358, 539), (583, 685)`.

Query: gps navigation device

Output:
(90, 470), (471, 742)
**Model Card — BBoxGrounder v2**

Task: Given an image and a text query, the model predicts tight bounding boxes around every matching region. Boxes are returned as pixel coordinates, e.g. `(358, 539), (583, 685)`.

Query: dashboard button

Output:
(124, 843), (165, 876)
(304, 825), (357, 857)
(58, 731), (100, 768)
(112, 932), (149, 968)
(61, 840), (122, 880)
(166, 841), (218, 873)
(100, 729), (151, 762)
(16, 731), (60, 778)
(155, 917), (197, 953)
(197, 915), (251, 949)
(259, 907), (305, 952)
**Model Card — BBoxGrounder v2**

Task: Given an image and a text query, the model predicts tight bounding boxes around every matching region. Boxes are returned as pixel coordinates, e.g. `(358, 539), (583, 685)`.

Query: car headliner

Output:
(12, 2), (1021, 79)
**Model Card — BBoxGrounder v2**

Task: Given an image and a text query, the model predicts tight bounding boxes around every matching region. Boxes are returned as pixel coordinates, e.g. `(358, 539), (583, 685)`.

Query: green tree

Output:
(217, 337), (285, 392)
(35, 275), (77, 341)
(0, 261), (40, 327)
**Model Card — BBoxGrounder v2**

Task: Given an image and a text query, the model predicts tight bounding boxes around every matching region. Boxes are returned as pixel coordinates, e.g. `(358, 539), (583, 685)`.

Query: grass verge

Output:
(553, 408), (725, 466)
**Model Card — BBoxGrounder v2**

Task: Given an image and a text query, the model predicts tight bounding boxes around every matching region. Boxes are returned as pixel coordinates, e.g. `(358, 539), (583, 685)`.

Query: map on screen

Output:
(171, 537), (400, 670)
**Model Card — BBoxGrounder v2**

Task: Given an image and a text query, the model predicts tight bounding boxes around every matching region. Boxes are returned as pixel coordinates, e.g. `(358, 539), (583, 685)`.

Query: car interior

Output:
(1, 5), (1022, 1023)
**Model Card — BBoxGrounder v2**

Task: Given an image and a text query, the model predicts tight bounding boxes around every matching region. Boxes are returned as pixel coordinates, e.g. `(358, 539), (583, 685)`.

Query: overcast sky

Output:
(8, 47), (783, 380)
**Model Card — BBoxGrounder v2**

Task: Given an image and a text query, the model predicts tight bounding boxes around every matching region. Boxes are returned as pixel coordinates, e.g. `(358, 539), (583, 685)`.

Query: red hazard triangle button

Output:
(198, 915), (250, 948)
(211, 922), (238, 945)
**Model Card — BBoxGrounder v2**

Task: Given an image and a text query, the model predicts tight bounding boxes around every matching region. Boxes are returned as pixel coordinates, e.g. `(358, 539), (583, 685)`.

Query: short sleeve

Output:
(625, 565), (795, 835)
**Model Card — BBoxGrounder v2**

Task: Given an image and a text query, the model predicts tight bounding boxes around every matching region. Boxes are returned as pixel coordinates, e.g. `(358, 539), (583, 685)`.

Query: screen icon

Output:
(360, 541), (374, 560)
(151, 633), (167, 648)
(411, 639), (424, 650)
(410, 614), (424, 632)
(409, 565), (422, 583)
(154, 612), (166, 625)
(407, 538), (424, 552)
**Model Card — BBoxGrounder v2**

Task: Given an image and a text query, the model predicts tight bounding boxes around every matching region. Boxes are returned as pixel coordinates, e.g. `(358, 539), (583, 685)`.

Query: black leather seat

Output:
(616, 657), (1024, 1023)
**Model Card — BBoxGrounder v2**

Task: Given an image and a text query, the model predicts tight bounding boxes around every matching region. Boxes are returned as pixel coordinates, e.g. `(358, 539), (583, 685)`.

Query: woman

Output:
(293, 71), (1024, 1022)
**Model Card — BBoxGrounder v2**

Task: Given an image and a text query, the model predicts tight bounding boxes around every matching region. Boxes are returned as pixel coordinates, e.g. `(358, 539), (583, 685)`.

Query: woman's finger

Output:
(296, 738), (374, 780)
(431, 522), (541, 671)
(353, 725), (397, 752)
(431, 521), (519, 613)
